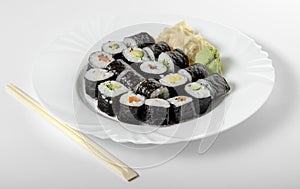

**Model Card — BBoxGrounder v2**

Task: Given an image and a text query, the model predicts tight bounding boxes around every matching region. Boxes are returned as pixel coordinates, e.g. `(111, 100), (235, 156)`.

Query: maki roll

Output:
(102, 41), (127, 59)
(143, 41), (171, 60)
(144, 98), (170, 125)
(178, 63), (209, 82)
(159, 73), (188, 97)
(135, 78), (169, 99)
(84, 68), (114, 99)
(88, 51), (114, 70)
(123, 32), (155, 48)
(106, 59), (130, 76)
(158, 49), (189, 72)
(122, 47), (148, 64)
(117, 92), (145, 124)
(168, 96), (195, 124)
(97, 81), (129, 116)
(116, 69), (145, 91)
(185, 82), (212, 115)
(196, 73), (230, 99)
(139, 61), (167, 80)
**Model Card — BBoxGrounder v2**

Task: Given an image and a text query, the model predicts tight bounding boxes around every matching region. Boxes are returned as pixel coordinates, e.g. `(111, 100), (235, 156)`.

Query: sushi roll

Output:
(168, 96), (195, 124)
(159, 73), (188, 97)
(116, 69), (145, 91)
(88, 51), (114, 70)
(102, 41), (127, 59)
(143, 41), (171, 60)
(123, 32), (155, 48)
(84, 68), (114, 99)
(158, 49), (189, 72)
(97, 81), (129, 116)
(117, 92), (145, 124)
(144, 98), (170, 125)
(122, 47), (149, 64)
(178, 63), (209, 82)
(185, 82), (212, 115)
(106, 59), (130, 76)
(139, 61), (167, 80)
(196, 73), (230, 99)
(135, 78), (169, 99)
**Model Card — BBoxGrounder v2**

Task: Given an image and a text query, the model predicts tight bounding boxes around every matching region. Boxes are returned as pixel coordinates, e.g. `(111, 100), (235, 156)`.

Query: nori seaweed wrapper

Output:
(129, 63), (143, 75)
(193, 97), (212, 115)
(124, 32), (155, 48)
(197, 73), (230, 99)
(135, 78), (168, 99)
(117, 103), (145, 125)
(169, 100), (195, 124)
(147, 41), (171, 58)
(97, 93), (122, 117)
(183, 63), (209, 81)
(166, 49), (189, 69)
(84, 76), (112, 99)
(145, 105), (169, 126)
(86, 63), (93, 71)
(85, 85), (98, 99)
(116, 69), (145, 91)
(166, 86), (186, 98)
(112, 53), (124, 60)
(106, 59), (128, 76)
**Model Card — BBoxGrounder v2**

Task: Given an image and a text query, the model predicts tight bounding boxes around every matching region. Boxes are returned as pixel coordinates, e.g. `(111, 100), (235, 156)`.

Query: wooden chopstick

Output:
(5, 84), (139, 182)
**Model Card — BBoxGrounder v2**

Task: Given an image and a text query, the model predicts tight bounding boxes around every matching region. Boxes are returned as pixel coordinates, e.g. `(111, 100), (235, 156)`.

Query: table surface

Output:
(1, 0), (300, 188)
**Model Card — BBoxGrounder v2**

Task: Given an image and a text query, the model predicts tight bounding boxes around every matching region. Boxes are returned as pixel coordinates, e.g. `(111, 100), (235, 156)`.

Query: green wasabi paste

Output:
(195, 44), (223, 75)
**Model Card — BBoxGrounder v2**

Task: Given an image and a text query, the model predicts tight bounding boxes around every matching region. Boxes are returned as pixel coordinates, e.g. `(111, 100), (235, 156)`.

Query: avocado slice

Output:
(109, 43), (119, 50)
(190, 83), (201, 91)
(130, 50), (144, 58)
(106, 83), (122, 91)
(162, 59), (170, 69)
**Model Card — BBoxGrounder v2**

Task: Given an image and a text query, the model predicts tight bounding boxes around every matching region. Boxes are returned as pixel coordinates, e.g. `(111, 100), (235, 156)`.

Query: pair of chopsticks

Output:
(6, 84), (138, 182)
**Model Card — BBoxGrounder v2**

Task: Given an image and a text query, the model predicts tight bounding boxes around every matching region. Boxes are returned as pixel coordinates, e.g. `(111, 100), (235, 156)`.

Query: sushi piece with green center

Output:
(97, 81), (129, 116)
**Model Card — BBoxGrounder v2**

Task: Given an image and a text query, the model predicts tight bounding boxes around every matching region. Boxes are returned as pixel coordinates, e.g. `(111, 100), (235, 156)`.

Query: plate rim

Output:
(32, 15), (275, 144)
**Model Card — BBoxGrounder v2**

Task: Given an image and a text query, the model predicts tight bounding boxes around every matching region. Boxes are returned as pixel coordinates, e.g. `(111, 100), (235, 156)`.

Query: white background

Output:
(1, 0), (300, 188)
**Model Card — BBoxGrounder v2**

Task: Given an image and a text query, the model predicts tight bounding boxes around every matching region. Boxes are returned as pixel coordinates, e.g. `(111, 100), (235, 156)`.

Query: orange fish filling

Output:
(175, 96), (187, 102)
(128, 96), (140, 103)
(98, 55), (111, 62)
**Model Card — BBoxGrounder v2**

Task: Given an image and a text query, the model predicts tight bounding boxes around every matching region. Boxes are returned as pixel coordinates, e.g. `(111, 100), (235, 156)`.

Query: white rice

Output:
(122, 47), (148, 63)
(178, 69), (192, 82)
(184, 82), (211, 98)
(140, 61), (167, 74)
(143, 47), (155, 60)
(102, 41), (126, 55)
(149, 87), (169, 99)
(98, 81), (129, 97)
(158, 52), (175, 72)
(167, 96), (193, 107)
(119, 92), (145, 107)
(159, 73), (187, 87)
(88, 51), (114, 68)
(145, 98), (170, 108)
(84, 68), (113, 82)
(123, 37), (137, 47)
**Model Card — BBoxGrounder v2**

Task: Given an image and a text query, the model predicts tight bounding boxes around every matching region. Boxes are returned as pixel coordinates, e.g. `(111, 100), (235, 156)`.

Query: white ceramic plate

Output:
(32, 15), (275, 144)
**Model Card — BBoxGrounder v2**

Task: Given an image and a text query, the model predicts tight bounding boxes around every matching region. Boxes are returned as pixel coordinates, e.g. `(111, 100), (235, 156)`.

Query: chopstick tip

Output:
(127, 173), (139, 182)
